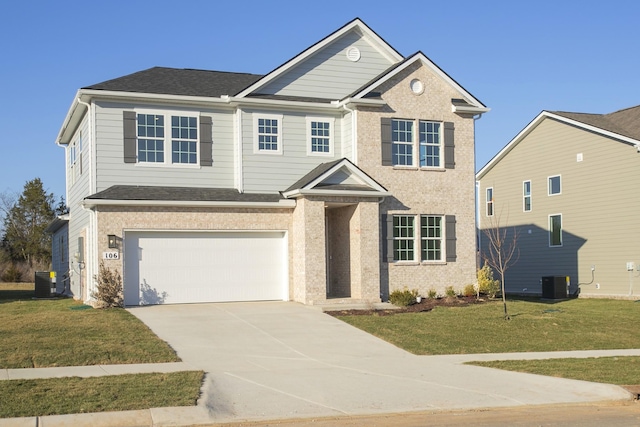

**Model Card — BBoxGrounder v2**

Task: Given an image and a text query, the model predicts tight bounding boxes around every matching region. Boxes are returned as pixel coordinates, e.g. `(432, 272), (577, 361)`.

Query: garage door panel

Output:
(124, 231), (287, 305)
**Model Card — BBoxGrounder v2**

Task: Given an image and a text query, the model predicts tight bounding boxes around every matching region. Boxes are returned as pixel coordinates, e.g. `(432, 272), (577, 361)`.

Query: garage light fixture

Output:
(107, 234), (117, 249)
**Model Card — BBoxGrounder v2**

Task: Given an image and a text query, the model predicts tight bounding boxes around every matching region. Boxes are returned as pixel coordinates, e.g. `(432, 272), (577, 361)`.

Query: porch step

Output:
(309, 300), (397, 312)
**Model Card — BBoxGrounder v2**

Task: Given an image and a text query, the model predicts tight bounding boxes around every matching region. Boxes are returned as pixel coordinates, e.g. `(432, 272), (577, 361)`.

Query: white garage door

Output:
(123, 231), (287, 305)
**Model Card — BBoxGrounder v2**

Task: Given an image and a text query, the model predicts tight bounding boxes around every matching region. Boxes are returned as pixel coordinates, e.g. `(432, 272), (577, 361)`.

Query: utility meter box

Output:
(541, 276), (568, 299)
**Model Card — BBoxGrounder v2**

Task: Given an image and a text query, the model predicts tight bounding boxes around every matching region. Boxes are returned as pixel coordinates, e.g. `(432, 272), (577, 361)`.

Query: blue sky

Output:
(1, 0), (639, 200)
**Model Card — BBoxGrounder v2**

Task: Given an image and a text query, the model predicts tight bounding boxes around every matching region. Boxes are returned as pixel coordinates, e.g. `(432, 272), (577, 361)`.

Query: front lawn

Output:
(0, 283), (178, 368)
(336, 298), (640, 355)
(0, 371), (204, 418)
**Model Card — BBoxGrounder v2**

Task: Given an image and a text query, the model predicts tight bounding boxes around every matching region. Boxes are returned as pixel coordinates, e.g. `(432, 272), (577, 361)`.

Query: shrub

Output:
(389, 288), (418, 307)
(477, 262), (500, 298)
(462, 284), (476, 297)
(92, 261), (123, 308)
(444, 286), (457, 298)
(1, 264), (22, 283)
(427, 288), (437, 299)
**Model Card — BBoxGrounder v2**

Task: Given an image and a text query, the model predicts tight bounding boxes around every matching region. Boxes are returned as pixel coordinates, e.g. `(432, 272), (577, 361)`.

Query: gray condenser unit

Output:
(34, 271), (56, 298)
(541, 276), (568, 300)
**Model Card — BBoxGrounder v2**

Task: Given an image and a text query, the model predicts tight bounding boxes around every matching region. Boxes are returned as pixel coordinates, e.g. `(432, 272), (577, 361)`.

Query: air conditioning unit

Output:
(541, 276), (568, 300)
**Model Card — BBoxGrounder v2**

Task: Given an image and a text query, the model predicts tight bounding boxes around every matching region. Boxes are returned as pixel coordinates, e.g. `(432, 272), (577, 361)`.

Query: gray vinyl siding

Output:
(478, 118), (640, 298)
(50, 224), (69, 293)
(258, 31), (395, 100)
(242, 109), (344, 192)
(93, 101), (235, 192)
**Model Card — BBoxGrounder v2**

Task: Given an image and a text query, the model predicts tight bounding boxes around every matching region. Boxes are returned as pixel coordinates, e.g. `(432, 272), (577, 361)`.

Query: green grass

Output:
(0, 371), (205, 418)
(336, 298), (640, 355)
(469, 357), (640, 385)
(0, 283), (179, 368)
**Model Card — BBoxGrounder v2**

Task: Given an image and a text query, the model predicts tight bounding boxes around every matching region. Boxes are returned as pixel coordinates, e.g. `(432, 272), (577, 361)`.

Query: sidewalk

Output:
(2, 349), (639, 427)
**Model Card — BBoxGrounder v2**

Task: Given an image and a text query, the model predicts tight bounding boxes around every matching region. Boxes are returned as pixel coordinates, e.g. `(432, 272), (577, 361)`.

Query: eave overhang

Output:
(81, 199), (296, 209)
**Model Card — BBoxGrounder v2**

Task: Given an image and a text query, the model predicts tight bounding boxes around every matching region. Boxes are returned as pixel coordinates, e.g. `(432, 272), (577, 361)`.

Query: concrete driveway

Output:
(128, 302), (631, 423)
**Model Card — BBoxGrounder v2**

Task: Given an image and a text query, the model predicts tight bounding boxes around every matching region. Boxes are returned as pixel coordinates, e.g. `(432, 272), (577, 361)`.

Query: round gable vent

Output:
(346, 47), (361, 62)
(410, 78), (424, 95)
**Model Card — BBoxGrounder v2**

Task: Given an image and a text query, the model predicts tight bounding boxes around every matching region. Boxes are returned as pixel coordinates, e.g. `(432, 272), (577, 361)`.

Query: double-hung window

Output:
(392, 119), (413, 166)
(392, 215), (445, 262)
(419, 121), (441, 167)
(137, 113), (199, 165)
(254, 114), (283, 154)
(523, 180), (531, 211)
(486, 187), (494, 216)
(307, 117), (333, 155)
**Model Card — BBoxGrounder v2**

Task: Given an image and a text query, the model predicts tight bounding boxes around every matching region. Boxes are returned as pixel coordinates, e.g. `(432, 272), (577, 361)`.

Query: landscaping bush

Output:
(444, 286), (457, 298)
(462, 284), (476, 297)
(477, 262), (500, 298)
(1, 264), (22, 283)
(389, 288), (418, 307)
(92, 262), (123, 308)
(427, 288), (437, 299)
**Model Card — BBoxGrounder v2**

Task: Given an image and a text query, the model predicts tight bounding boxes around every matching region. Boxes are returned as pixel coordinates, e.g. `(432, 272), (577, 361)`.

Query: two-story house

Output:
(55, 18), (488, 306)
(477, 105), (640, 298)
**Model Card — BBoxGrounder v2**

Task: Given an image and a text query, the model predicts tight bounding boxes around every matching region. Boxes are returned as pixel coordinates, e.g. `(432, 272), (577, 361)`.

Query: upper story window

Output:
(548, 175), (561, 195)
(419, 121), (441, 167)
(392, 119), (414, 166)
(136, 113), (199, 165)
(523, 180), (531, 212)
(307, 117), (334, 156)
(486, 187), (494, 217)
(253, 114), (283, 154)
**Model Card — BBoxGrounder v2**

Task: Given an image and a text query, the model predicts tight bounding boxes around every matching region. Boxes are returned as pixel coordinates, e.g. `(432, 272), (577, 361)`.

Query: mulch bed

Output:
(326, 295), (490, 316)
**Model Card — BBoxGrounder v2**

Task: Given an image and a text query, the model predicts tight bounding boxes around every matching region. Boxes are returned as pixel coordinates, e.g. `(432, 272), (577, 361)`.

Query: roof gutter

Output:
(82, 198), (296, 209)
(282, 189), (390, 199)
(452, 104), (490, 115)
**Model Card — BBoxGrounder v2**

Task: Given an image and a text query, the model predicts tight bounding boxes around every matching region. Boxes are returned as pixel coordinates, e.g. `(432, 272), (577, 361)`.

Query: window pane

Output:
(549, 176), (561, 195)
(549, 215), (562, 246)
(392, 119), (413, 165)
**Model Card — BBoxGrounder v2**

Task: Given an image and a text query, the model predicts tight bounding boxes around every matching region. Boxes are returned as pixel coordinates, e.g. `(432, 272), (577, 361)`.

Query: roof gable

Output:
(236, 18), (403, 100)
(283, 158), (389, 198)
(477, 105), (640, 179)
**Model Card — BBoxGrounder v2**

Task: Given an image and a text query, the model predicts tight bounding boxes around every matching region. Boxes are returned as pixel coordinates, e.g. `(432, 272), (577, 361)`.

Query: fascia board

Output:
(452, 104), (491, 114)
(235, 19), (403, 98)
(56, 90), (83, 145)
(476, 111), (640, 180)
(227, 96), (341, 112)
(302, 159), (388, 193)
(352, 53), (486, 109)
(82, 199), (296, 209)
(283, 189), (390, 199)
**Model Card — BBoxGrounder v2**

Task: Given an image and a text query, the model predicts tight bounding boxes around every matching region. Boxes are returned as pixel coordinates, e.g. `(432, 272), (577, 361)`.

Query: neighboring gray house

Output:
(56, 18), (488, 306)
(477, 105), (640, 298)
(45, 214), (69, 294)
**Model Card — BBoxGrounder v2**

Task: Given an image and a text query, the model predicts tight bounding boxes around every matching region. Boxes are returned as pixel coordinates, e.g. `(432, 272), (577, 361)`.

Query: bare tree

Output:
(482, 210), (519, 320)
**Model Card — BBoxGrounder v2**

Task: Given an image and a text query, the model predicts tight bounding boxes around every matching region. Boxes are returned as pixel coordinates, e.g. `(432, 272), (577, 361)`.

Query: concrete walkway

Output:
(2, 301), (639, 426)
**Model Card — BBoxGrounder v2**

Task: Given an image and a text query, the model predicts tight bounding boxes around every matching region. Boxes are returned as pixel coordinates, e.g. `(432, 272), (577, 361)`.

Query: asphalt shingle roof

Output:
(84, 67), (263, 98)
(86, 186), (284, 203)
(552, 105), (640, 141)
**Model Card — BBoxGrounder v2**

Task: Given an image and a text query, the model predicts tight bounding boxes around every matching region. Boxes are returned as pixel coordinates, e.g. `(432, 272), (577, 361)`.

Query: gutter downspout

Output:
(236, 107), (244, 193)
(473, 112), (485, 270)
(341, 103), (357, 164)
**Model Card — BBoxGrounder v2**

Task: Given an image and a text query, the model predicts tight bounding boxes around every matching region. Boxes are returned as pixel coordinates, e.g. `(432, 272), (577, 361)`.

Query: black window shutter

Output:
(445, 215), (456, 262)
(123, 111), (137, 163)
(381, 118), (392, 166)
(444, 121), (455, 169)
(381, 214), (388, 262)
(200, 116), (213, 166)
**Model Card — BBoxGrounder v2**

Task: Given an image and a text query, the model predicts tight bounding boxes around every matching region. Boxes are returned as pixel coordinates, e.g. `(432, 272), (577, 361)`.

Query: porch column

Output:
(292, 197), (326, 304)
(350, 200), (381, 302)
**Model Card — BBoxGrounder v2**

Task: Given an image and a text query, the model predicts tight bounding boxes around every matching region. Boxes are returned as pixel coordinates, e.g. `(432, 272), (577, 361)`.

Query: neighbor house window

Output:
(392, 119), (414, 166)
(253, 114), (283, 154)
(393, 215), (415, 261)
(171, 116), (198, 164)
(138, 114), (165, 163)
(549, 214), (562, 247)
(523, 180), (531, 211)
(420, 215), (442, 261)
(548, 175), (561, 195)
(307, 117), (333, 155)
(486, 187), (494, 216)
(419, 121), (441, 167)
(137, 113), (199, 165)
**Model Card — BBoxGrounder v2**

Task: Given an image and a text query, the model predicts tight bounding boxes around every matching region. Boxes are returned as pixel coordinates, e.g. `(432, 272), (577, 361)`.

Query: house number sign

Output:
(103, 251), (120, 260)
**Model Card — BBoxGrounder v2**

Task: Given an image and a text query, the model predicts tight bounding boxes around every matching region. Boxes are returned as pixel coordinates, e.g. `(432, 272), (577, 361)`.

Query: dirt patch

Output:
(326, 295), (490, 316)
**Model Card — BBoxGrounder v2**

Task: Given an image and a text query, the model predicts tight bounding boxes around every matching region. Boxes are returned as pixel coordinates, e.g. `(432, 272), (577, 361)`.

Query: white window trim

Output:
(306, 116), (334, 156)
(523, 180), (531, 212)
(418, 120), (443, 169)
(391, 214), (446, 264)
(135, 109), (201, 168)
(548, 174), (561, 196)
(420, 214), (444, 263)
(253, 113), (283, 155)
(548, 213), (563, 247)
(486, 187), (494, 217)
(391, 118), (415, 167)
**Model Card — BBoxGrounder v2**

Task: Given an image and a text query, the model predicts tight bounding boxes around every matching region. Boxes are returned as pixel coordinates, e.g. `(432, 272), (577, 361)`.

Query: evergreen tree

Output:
(2, 178), (58, 267)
